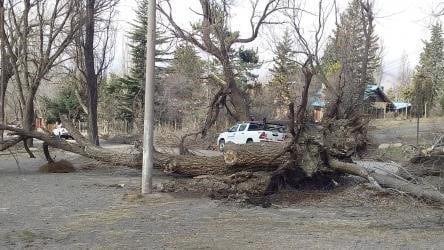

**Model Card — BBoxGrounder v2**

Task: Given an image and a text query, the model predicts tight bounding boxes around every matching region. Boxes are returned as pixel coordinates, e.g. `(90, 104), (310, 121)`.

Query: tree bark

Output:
(159, 171), (277, 197)
(223, 143), (288, 167)
(0, 0), (14, 141)
(223, 61), (250, 121)
(430, 147), (444, 156)
(84, 0), (99, 146)
(372, 173), (444, 204)
(0, 0), (5, 142)
(23, 91), (36, 147)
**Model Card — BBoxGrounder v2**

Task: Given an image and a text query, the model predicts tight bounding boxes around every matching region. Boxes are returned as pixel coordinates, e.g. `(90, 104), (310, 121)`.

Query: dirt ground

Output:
(369, 116), (444, 146)
(1, 118), (444, 249)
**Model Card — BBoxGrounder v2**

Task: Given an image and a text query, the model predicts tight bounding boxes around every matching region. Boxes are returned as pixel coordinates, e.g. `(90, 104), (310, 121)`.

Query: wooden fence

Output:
(76, 119), (206, 136)
(77, 120), (132, 135)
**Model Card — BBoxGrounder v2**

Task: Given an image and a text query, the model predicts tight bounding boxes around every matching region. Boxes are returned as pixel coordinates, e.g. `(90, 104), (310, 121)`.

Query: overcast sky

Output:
(111, 0), (444, 88)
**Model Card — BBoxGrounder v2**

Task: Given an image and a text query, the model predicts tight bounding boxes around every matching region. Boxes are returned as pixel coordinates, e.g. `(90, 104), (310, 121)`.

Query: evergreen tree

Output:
(269, 31), (299, 118)
(108, 0), (170, 132)
(321, 0), (381, 117)
(412, 22), (444, 115)
(128, 0), (169, 83)
(334, 0), (381, 84)
(235, 46), (261, 89)
(160, 44), (206, 125)
(40, 85), (84, 123)
(102, 74), (140, 121)
(320, 36), (341, 78)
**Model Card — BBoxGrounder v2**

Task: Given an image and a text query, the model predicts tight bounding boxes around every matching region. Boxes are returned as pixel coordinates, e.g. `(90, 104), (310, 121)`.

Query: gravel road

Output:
(1, 145), (443, 249)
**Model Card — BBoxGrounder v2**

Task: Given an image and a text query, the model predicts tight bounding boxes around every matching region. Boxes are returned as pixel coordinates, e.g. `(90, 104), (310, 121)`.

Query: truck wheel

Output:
(246, 138), (253, 144)
(218, 139), (225, 152)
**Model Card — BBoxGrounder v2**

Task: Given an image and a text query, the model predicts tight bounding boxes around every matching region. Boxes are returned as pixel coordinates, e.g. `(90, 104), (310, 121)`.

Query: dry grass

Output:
(374, 146), (417, 162)
(39, 160), (76, 173)
(370, 116), (444, 129)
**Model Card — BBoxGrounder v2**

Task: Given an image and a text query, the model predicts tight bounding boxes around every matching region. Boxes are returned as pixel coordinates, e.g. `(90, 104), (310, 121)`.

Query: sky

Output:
(110, 0), (444, 89)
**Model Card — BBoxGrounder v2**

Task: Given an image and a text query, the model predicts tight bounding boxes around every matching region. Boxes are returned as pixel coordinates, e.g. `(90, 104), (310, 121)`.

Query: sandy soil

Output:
(1, 120), (444, 249)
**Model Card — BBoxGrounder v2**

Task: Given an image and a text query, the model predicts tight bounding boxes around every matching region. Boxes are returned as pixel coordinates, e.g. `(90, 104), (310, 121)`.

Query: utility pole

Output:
(416, 89), (420, 151)
(141, 0), (156, 194)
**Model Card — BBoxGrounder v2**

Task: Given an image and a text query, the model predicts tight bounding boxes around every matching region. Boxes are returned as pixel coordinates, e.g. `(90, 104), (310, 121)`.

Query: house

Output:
(310, 88), (325, 123)
(309, 84), (412, 120)
(364, 85), (395, 119)
(391, 102), (412, 118)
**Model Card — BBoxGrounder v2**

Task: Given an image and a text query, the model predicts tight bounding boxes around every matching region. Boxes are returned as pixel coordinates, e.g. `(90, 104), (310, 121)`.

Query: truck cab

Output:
(217, 122), (286, 151)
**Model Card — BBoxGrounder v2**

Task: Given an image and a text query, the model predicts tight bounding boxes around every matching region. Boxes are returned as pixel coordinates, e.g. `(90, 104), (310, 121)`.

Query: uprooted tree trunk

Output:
(1, 116), (443, 204)
(1, 51), (444, 204)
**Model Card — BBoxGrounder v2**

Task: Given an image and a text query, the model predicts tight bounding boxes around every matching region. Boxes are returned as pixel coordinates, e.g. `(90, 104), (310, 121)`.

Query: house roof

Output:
(392, 102), (411, 110)
(365, 85), (393, 104)
(309, 85), (396, 109)
(311, 100), (326, 108)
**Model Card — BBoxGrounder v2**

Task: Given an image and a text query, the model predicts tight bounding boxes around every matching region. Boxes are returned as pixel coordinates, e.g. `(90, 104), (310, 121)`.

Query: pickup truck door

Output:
(225, 125), (239, 143)
(234, 123), (248, 143)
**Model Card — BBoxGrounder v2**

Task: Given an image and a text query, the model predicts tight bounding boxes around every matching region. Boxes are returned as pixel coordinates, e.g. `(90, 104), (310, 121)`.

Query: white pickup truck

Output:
(217, 122), (286, 151)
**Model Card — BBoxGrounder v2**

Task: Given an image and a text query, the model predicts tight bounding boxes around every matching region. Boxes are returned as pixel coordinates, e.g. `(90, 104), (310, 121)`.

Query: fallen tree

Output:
(1, 120), (443, 204)
(1, 57), (443, 205)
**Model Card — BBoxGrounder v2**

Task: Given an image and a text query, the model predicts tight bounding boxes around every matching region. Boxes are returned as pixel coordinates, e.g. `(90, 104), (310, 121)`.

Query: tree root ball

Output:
(39, 160), (76, 173)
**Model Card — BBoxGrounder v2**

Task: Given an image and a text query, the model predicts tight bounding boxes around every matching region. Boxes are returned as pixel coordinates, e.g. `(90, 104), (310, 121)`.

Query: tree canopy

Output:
(412, 22), (444, 115)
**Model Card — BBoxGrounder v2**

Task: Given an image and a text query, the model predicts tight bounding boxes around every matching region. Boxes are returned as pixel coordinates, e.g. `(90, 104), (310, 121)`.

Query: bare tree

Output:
(433, 2), (444, 17)
(158, 0), (283, 135)
(66, 0), (117, 146)
(388, 51), (413, 102)
(85, 0), (99, 145)
(0, 0), (10, 141)
(1, 0), (83, 145)
(274, 0), (333, 155)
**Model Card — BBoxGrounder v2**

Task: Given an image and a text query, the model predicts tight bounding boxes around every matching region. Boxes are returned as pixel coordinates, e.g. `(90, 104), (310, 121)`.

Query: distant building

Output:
(364, 85), (414, 118)
(310, 84), (411, 120)
(364, 85), (394, 118)
(310, 88), (326, 123)
(391, 102), (412, 117)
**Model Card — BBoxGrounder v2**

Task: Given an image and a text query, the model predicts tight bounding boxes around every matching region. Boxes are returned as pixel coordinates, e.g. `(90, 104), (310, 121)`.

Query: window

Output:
(238, 124), (247, 131)
(228, 125), (239, 132)
(247, 123), (263, 131)
(267, 125), (286, 133)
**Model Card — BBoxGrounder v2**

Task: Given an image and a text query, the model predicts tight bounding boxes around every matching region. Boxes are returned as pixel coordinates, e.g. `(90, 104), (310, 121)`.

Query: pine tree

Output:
(320, 36), (341, 78)
(160, 44), (206, 125)
(335, 0), (381, 84)
(321, 0), (381, 117)
(412, 22), (444, 115)
(269, 31), (298, 118)
(128, 0), (169, 83)
(110, 0), (170, 132)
